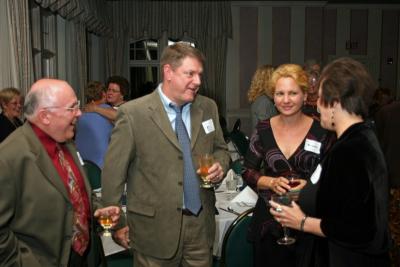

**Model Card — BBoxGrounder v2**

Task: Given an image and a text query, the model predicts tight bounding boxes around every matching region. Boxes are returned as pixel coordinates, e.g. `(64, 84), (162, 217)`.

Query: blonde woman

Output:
(243, 64), (334, 267)
(248, 65), (277, 129)
(271, 58), (390, 266)
(0, 87), (23, 142)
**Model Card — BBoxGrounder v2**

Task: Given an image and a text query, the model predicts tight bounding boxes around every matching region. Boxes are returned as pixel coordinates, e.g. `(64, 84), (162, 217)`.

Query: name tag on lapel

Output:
(202, 119), (215, 134)
(304, 139), (321, 154)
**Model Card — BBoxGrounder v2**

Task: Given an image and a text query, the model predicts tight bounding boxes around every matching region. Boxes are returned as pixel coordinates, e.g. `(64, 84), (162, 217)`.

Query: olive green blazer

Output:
(0, 123), (103, 267)
(101, 90), (230, 259)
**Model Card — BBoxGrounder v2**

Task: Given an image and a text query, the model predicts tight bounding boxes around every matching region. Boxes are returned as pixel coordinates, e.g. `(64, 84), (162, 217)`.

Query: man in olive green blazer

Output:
(101, 43), (230, 266)
(0, 79), (119, 267)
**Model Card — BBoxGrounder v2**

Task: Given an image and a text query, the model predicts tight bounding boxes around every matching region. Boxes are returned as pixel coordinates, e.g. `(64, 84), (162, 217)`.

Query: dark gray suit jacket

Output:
(101, 90), (230, 259)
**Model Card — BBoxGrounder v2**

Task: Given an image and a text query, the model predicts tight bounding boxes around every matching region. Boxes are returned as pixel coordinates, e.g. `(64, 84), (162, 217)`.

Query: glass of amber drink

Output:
(198, 153), (215, 188)
(99, 214), (113, 237)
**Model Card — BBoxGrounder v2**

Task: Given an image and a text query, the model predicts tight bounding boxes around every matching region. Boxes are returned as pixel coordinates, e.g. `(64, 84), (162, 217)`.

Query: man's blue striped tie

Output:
(170, 104), (201, 215)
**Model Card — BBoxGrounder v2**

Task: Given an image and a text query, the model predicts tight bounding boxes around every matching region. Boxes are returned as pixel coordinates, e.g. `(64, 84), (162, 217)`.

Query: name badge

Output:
(310, 164), (322, 184)
(304, 139), (321, 154)
(76, 151), (85, 166)
(202, 119), (215, 134)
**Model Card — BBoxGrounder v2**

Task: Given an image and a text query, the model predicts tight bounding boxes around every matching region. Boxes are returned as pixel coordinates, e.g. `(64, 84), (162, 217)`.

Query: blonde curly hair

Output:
(268, 64), (309, 98)
(247, 65), (275, 103)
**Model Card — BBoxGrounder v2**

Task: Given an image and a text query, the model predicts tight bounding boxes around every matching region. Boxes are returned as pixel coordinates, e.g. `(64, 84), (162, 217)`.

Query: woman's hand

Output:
(269, 199), (304, 230)
(258, 176), (291, 194)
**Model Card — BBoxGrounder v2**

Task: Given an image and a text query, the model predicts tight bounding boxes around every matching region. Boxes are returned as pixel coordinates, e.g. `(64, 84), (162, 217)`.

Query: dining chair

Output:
(220, 208), (254, 267)
(83, 160), (102, 190)
(229, 119), (249, 158)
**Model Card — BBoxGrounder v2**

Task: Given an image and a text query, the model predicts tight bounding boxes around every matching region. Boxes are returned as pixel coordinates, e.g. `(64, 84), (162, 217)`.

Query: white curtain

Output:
(0, 0), (34, 95)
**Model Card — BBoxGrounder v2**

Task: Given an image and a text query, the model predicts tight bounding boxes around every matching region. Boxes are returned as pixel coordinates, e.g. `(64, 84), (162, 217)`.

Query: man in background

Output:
(101, 43), (230, 267)
(75, 81), (113, 169)
(0, 78), (119, 267)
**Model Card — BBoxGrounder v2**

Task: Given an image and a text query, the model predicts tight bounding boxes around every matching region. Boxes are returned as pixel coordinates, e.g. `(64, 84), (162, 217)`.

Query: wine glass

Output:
(271, 193), (296, 245)
(286, 174), (302, 201)
(99, 213), (113, 237)
(198, 153), (215, 188)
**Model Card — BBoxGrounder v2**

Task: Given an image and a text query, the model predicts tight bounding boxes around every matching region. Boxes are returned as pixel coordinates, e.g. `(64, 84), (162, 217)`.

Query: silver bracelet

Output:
(300, 215), (308, 232)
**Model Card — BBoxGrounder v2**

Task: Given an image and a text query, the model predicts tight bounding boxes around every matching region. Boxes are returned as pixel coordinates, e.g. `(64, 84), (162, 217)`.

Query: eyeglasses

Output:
(8, 101), (21, 106)
(107, 88), (121, 93)
(43, 100), (81, 113)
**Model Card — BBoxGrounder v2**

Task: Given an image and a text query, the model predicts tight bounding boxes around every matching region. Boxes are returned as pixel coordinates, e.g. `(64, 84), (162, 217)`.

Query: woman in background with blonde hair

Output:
(0, 87), (23, 143)
(248, 65), (277, 129)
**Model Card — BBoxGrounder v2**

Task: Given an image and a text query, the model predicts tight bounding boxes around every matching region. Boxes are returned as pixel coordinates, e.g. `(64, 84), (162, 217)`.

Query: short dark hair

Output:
(160, 42), (205, 80)
(106, 76), (130, 99)
(319, 57), (376, 119)
(85, 81), (106, 103)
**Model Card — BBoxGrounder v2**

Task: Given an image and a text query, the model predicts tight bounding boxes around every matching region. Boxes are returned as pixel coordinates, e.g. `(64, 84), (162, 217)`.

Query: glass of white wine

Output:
(99, 214), (113, 237)
(198, 153), (215, 188)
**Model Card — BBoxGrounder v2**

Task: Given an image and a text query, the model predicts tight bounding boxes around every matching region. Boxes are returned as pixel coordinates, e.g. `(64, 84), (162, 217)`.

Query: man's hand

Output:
(197, 162), (224, 184)
(94, 206), (121, 227)
(113, 226), (130, 249)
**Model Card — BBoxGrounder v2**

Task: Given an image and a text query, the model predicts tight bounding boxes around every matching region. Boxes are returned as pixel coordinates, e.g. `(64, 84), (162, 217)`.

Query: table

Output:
(102, 191), (254, 258)
(213, 192), (238, 257)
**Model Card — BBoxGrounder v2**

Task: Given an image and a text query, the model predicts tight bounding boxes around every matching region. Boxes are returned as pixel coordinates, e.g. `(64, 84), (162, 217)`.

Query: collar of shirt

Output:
(157, 84), (192, 137)
(30, 122), (59, 158)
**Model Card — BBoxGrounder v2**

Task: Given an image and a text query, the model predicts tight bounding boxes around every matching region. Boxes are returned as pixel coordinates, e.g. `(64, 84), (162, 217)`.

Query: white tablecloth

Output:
(102, 191), (254, 257)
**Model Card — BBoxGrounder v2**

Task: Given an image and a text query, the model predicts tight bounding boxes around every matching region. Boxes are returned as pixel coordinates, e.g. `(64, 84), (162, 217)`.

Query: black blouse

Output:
(316, 122), (390, 266)
(0, 113), (23, 143)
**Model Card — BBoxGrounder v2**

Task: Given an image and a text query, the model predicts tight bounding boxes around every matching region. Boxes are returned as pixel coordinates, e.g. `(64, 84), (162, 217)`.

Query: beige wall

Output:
(225, 1), (400, 137)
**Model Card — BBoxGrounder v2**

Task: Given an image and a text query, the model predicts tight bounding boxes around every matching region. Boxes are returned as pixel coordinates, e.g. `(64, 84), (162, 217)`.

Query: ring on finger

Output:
(275, 205), (283, 213)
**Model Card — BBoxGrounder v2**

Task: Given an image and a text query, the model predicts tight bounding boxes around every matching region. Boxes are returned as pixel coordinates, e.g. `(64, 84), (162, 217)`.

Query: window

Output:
(29, 0), (57, 79)
(128, 35), (196, 99)
(129, 39), (159, 99)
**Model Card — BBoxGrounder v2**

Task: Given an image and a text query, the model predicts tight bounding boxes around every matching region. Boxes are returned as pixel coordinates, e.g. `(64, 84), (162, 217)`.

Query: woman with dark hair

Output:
(270, 57), (390, 266)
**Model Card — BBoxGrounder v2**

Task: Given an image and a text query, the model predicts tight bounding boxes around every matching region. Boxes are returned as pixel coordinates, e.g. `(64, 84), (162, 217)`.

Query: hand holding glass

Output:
(271, 193), (296, 245)
(198, 154), (215, 188)
(99, 213), (113, 237)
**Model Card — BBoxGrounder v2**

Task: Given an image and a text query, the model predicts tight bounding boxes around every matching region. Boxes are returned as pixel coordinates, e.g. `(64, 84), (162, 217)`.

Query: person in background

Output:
(248, 65), (277, 129)
(375, 100), (400, 265)
(243, 64), (334, 267)
(271, 57), (390, 266)
(303, 58), (321, 73)
(0, 87), (23, 142)
(100, 43), (230, 267)
(75, 81), (114, 169)
(369, 87), (394, 121)
(302, 70), (320, 120)
(0, 78), (119, 267)
(84, 75), (130, 122)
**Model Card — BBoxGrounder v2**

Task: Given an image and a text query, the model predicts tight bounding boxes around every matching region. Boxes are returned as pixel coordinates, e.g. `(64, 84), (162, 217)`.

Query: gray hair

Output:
(24, 85), (57, 120)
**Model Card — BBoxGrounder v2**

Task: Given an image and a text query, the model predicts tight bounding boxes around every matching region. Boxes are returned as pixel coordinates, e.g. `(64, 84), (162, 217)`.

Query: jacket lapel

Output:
(148, 91), (182, 151)
(22, 124), (70, 201)
(190, 100), (204, 149)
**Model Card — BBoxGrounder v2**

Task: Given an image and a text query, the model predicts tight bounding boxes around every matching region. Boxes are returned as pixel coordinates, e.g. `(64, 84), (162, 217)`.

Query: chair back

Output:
(220, 208), (254, 267)
(229, 119), (249, 157)
(83, 160), (102, 190)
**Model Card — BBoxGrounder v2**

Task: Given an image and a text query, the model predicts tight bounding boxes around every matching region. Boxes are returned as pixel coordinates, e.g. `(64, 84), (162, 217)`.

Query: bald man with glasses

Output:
(0, 78), (120, 267)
